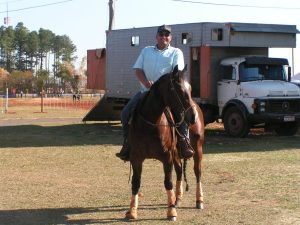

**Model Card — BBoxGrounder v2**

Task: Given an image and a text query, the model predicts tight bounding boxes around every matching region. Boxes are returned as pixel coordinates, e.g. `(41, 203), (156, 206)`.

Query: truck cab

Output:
(218, 56), (300, 137)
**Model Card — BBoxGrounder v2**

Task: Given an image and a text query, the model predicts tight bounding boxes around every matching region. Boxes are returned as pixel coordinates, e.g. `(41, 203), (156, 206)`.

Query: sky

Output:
(1, 0), (300, 75)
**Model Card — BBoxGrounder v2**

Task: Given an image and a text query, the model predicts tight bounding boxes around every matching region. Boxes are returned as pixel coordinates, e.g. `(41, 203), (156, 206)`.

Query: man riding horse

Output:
(116, 25), (194, 161)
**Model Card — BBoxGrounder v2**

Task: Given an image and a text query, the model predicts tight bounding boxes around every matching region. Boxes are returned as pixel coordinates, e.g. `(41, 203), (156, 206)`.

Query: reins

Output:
(137, 73), (195, 129)
(169, 74), (196, 128)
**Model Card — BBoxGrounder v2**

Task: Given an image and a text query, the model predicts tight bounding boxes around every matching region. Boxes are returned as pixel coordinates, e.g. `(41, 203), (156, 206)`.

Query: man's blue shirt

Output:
(133, 45), (184, 92)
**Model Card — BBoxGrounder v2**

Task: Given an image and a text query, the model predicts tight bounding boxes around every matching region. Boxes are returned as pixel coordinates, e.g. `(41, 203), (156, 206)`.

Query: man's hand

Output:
(144, 80), (153, 89)
(135, 69), (153, 90)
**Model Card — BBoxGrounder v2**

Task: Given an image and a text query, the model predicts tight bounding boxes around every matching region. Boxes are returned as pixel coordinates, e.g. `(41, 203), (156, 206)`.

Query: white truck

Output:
(217, 56), (299, 137)
(85, 22), (300, 137)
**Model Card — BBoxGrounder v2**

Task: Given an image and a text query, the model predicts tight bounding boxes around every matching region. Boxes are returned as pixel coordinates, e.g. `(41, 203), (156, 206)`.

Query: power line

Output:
(0, 0), (72, 14)
(171, 0), (300, 10)
(0, 0), (26, 5)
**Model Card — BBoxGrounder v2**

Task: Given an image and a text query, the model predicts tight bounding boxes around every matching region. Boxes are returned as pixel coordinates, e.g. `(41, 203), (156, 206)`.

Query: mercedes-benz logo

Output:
(282, 101), (290, 111)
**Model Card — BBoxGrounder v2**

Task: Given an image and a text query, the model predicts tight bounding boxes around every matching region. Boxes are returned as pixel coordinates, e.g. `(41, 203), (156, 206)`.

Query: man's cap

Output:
(157, 25), (171, 33)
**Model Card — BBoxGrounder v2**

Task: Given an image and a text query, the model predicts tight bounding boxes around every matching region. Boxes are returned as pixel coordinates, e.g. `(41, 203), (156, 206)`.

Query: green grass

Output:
(0, 106), (299, 225)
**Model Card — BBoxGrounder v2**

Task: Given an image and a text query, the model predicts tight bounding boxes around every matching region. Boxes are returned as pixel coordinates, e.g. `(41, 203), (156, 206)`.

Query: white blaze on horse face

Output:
(183, 80), (191, 93)
(194, 106), (199, 121)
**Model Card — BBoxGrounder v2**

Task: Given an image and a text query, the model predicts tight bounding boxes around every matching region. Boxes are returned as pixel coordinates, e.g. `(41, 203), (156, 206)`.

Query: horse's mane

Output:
(132, 72), (171, 121)
(149, 73), (170, 94)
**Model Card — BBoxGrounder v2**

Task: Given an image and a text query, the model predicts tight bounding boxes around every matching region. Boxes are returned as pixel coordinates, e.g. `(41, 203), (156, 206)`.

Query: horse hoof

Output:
(167, 206), (177, 221)
(168, 216), (177, 221)
(175, 199), (181, 207)
(196, 201), (204, 209)
(125, 208), (137, 220)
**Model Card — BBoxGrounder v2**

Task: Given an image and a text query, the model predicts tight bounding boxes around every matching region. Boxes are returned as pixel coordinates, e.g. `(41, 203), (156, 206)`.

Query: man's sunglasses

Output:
(158, 32), (170, 37)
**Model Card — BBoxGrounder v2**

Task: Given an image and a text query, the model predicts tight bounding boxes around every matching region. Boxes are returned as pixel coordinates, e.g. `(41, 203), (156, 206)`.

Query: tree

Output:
(0, 23), (79, 93)
(38, 28), (55, 70)
(14, 22), (29, 71)
(7, 70), (33, 93)
(52, 35), (77, 77)
(56, 62), (75, 91)
(0, 67), (9, 92)
(35, 69), (49, 93)
(60, 35), (77, 63)
(0, 26), (15, 72)
(25, 31), (39, 71)
(0, 26), (6, 68)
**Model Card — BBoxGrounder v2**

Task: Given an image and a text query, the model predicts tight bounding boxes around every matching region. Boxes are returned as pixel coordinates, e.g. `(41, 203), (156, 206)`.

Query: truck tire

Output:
(224, 107), (250, 138)
(274, 122), (299, 136)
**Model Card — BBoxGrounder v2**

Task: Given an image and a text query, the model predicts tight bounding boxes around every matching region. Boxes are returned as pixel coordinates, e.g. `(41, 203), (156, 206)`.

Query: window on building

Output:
(211, 28), (223, 41)
(182, 32), (192, 45)
(131, 36), (140, 46)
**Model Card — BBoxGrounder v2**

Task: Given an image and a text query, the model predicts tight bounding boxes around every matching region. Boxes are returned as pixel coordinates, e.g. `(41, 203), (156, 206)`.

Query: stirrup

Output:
(178, 138), (194, 159)
(116, 139), (130, 161)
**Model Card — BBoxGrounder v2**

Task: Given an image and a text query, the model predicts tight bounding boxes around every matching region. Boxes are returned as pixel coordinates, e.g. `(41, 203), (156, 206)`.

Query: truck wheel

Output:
(274, 122), (299, 136)
(224, 107), (249, 138)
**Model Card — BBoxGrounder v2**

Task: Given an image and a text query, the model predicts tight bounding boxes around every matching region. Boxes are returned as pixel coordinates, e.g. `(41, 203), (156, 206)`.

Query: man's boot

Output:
(177, 137), (194, 159)
(116, 138), (130, 161)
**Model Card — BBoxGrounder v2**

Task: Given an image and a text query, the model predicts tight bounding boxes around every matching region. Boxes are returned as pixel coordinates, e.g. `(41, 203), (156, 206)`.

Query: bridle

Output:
(169, 73), (195, 128)
(138, 72), (195, 128)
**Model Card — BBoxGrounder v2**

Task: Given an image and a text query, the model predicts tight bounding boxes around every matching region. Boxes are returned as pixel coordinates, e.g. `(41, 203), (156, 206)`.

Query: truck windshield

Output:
(239, 63), (286, 82)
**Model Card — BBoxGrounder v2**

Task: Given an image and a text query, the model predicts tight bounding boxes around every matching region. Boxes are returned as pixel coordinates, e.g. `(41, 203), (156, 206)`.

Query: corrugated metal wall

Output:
(89, 22), (297, 100)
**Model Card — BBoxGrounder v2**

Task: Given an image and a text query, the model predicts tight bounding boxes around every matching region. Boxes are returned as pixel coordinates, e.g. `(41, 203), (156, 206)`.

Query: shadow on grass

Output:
(0, 122), (299, 152)
(0, 206), (123, 225)
(0, 205), (170, 225)
(204, 128), (300, 153)
(0, 123), (123, 148)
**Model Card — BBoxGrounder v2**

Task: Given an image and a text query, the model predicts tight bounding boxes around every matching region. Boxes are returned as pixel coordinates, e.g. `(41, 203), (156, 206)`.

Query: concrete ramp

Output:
(82, 95), (127, 122)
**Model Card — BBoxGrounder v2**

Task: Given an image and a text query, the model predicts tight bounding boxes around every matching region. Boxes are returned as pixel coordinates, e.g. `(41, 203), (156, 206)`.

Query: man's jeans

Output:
(121, 91), (189, 139)
(121, 91), (143, 138)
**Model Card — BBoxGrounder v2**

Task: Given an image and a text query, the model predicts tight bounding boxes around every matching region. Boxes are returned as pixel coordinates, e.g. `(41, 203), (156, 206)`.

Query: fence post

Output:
(5, 87), (8, 113)
(40, 90), (45, 113)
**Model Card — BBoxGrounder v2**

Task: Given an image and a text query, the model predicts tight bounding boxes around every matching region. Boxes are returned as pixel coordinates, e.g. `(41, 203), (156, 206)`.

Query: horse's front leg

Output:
(193, 139), (204, 209)
(163, 160), (177, 221)
(125, 161), (142, 219)
(174, 157), (183, 207)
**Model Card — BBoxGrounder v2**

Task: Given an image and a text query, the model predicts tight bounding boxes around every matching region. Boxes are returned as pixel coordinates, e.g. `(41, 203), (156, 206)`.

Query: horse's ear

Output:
(183, 64), (187, 72)
(172, 65), (179, 75)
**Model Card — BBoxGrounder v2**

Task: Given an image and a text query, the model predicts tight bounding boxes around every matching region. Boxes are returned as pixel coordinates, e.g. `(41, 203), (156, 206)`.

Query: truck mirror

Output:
(288, 66), (291, 82)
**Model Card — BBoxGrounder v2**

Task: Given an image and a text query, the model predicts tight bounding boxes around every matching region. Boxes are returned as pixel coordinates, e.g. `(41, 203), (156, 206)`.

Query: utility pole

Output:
(108, 0), (115, 31)
(4, 2), (11, 27)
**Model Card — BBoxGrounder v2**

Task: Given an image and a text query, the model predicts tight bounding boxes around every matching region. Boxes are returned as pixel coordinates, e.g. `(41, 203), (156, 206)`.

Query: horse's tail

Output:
(183, 158), (189, 191)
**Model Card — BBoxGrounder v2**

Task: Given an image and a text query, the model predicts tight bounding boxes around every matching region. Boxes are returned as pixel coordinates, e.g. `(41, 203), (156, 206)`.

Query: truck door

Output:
(217, 65), (238, 110)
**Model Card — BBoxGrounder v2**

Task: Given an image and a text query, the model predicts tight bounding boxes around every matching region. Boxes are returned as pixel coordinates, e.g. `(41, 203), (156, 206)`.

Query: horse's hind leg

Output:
(163, 160), (177, 221)
(125, 161), (142, 219)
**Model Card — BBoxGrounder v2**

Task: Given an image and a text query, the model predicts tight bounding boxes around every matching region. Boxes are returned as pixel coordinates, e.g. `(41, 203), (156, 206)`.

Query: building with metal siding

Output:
(84, 23), (299, 132)
(84, 22), (298, 122)
(102, 22), (297, 100)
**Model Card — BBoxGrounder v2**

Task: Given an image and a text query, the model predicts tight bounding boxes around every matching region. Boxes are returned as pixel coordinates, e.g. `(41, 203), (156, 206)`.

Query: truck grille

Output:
(267, 99), (300, 113)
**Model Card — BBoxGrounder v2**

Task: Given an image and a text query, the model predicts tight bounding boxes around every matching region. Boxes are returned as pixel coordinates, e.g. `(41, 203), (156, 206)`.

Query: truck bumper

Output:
(248, 113), (300, 124)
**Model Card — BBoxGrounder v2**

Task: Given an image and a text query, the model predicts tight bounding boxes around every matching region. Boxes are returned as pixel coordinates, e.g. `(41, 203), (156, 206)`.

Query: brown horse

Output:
(125, 66), (205, 221)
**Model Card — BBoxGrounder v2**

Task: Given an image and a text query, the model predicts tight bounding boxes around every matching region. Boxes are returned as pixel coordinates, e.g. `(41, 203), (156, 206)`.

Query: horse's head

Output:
(156, 65), (196, 125)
